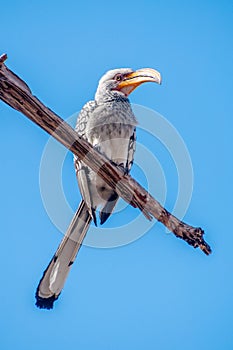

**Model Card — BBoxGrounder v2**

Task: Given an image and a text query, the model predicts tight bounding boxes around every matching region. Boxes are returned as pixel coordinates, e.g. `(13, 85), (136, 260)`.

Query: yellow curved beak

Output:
(117, 68), (162, 96)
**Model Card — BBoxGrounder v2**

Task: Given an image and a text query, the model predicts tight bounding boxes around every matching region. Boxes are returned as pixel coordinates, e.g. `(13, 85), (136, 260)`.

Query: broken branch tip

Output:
(0, 53), (7, 64)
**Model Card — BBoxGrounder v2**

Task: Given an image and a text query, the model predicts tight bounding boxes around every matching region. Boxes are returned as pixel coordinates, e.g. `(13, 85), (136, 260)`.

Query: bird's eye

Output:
(114, 74), (123, 81)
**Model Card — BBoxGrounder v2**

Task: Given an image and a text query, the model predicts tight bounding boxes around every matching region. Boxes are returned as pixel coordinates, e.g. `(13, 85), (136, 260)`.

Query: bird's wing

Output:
(75, 100), (96, 137)
(99, 191), (119, 225)
(126, 127), (136, 174)
(74, 101), (98, 224)
(74, 160), (97, 225)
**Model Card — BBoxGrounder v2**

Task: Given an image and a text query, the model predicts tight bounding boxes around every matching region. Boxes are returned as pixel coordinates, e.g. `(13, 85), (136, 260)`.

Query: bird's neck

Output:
(95, 89), (129, 104)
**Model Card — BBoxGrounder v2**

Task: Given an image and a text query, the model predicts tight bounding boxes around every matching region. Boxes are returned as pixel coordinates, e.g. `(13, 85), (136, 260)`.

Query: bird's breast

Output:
(90, 123), (134, 165)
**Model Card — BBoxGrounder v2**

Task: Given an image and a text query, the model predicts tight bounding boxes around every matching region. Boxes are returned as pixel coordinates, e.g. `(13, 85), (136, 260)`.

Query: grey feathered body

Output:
(36, 94), (137, 309)
(75, 96), (137, 223)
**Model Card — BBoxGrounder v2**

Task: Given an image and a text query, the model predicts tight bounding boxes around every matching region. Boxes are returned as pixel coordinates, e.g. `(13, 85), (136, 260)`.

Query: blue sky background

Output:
(0, 1), (232, 349)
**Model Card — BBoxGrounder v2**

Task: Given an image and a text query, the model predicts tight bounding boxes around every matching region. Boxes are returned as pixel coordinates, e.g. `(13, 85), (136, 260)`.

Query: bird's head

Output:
(95, 67), (162, 102)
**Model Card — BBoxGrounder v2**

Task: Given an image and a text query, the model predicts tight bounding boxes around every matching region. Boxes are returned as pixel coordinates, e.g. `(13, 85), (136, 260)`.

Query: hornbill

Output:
(36, 67), (162, 309)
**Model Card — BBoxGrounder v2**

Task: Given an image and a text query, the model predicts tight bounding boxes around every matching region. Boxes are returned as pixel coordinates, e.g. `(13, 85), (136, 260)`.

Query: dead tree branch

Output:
(0, 53), (211, 255)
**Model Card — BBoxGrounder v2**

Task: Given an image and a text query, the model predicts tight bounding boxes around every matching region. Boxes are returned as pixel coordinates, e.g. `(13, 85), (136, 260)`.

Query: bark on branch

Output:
(0, 53), (211, 255)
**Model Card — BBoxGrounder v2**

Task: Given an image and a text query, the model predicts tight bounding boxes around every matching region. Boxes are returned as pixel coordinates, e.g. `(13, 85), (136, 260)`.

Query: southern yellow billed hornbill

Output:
(36, 68), (162, 309)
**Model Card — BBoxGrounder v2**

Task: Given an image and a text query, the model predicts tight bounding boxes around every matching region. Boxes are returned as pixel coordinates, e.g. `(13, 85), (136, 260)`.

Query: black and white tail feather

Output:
(35, 201), (91, 309)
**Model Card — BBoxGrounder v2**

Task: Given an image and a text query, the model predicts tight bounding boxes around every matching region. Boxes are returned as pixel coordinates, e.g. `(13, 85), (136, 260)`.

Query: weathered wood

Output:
(0, 53), (211, 255)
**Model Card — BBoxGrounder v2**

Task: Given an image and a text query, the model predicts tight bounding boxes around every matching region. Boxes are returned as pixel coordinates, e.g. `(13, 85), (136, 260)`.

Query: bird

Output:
(35, 67), (162, 309)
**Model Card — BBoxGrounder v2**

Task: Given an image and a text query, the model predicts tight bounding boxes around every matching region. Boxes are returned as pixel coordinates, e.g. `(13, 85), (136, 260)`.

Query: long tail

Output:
(35, 200), (91, 309)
